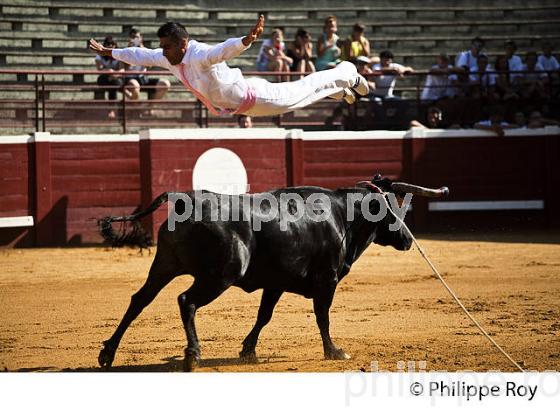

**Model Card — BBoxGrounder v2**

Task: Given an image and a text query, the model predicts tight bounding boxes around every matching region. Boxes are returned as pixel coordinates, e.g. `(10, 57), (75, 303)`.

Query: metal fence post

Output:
(34, 75), (39, 133)
(41, 74), (46, 132)
(121, 81), (127, 134)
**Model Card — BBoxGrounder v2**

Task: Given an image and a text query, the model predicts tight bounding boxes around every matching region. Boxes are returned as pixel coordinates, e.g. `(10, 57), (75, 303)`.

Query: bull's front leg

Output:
(313, 286), (351, 360)
(240, 289), (284, 363)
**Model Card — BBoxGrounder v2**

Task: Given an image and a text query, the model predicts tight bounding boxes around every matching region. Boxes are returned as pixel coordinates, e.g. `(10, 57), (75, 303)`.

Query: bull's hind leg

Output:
(239, 289), (283, 363)
(177, 278), (235, 372)
(98, 249), (178, 368)
(313, 286), (351, 360)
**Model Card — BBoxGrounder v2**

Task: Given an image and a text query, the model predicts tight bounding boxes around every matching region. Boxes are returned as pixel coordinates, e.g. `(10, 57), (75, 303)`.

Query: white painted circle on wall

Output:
(192, 147), (248, 194)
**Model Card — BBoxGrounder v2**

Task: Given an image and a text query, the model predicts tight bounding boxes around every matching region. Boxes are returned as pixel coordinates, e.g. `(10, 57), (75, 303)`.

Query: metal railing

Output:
(0, 68), (557, 133)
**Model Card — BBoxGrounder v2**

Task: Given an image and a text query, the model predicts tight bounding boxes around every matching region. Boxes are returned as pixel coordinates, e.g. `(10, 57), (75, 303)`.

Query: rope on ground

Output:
(392, 210), (526, 372)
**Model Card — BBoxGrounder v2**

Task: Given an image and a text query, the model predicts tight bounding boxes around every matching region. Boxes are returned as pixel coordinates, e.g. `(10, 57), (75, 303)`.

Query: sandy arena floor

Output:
(1, 231), (559, 372)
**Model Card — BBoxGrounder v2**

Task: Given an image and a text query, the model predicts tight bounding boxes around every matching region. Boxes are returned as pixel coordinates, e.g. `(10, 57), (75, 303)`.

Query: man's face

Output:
(381, 57), (392, 67)
(471, 41), (483, 55)
(129, 32), (143, 47)
(437, 56), (448, 68)
(428, 111), (441, 126)
(160, 36), (188, 66)
(505, 45), (515, 57)
(239, 116), (253, 128)
(326, 19), (337, 32)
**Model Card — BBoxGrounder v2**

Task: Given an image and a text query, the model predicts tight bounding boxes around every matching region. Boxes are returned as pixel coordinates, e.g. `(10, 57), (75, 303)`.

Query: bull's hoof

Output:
(98, 343), (116, 368)
(239, 349), (258, 364)
(183, 350), (200, 372)
(325, 348), (351, 360)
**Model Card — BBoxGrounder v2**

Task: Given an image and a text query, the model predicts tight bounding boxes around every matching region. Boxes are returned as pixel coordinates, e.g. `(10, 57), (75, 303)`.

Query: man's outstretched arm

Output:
(88, 39), (170, 69)
(203, 15), (265, 67)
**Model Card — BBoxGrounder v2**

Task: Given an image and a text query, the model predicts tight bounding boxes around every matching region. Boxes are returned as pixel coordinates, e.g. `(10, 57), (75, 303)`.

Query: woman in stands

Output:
(315, 15), (341, 71)
(494, 55), (519, 100)
(287, 29), (315, 80)
(255, 28), (292, 81)
(89, 15), (368, 117)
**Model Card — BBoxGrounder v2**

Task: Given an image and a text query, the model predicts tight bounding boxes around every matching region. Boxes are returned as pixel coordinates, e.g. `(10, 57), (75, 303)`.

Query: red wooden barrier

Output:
(0, 127), (558, 247)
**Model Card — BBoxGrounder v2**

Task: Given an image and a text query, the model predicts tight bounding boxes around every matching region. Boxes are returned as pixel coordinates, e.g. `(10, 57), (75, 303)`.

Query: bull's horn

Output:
(391, 182), (450, 198)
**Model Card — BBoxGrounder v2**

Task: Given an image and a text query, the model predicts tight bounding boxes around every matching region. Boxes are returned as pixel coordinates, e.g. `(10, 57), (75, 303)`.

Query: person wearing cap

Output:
(355, 56), (376, 97)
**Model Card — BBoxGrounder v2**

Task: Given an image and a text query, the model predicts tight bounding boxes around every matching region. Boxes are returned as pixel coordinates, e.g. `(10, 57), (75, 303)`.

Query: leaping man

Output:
(89, 15), (368, 117)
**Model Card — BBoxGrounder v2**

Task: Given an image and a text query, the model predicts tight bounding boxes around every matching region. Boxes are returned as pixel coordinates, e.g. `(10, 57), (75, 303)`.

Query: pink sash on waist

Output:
(178, 63), (256, 116)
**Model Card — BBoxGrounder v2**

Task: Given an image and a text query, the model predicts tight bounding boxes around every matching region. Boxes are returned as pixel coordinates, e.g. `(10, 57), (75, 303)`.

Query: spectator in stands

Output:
(237, 114), (253, 128)
(124, 28), (171, 103)
(520, 51), (549, 99)
(287, 29), (315, 79)
(315, 15), (341, 71)
(371, 50), (414, 99)
(256, 28), (293, 81)
(469, 54), (498, 99)
(94, 36), (124, 119)
(504, 40), (523, 84)
(513, 111), (527, 128)
(410, 106), (443, 129)
(494, 55), (519, 100)
(527, 110), (560, 128)
(421, 53), (458, 101)
(456, 37), (485, 73)
(473, 107), (517, 136)
(324, 105), (347, 130)
(538, 42), (559, 72)
(455, 37), (485, 97)
(341, 23), (370, 63)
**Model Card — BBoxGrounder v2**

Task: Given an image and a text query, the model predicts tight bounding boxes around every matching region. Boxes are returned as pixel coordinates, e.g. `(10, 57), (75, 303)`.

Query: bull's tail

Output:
(97, 192), (170, 248)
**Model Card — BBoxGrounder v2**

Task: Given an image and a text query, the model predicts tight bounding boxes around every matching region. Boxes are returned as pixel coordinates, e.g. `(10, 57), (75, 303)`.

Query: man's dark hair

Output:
(352, 23), (365, 33)
(295, 28), (310, 39)
(428, 106), (443, 116)
(504, 40), (517, 50)
(157, 22), (189, 42)
(471, 37), (485, 47)
(379, 50), (394, 60)
(129, 28), (141, 38)
(103, 36), (117, 48)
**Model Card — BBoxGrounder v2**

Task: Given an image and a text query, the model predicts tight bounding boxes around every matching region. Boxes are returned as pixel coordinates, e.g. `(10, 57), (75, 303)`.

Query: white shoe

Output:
(343, 88), (356, 104)
(352, 75), (369, 96)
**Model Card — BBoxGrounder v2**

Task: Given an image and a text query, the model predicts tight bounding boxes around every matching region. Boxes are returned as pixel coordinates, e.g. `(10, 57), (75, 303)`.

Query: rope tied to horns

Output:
(387, 196), (526, 372)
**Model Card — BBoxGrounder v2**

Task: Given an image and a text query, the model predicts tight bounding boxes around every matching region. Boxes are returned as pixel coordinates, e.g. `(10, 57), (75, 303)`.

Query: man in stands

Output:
(474, 106), (517, 136)
(456, 37), (485, 73)
(455, 37), (485, 97)
(124, 28), (171, 104)
(89, 16), (369, 117)
(504, 40), (523, 84)
(469, 54), (498, 100)
(370, 50), (414, 99)
(237, 114), (253, 128)
(94, 36), (124, 119)
(421, 53), (459, 101)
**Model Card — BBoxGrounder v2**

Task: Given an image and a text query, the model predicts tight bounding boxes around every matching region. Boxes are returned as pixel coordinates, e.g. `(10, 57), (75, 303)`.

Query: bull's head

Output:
(356, 174), (449, 251)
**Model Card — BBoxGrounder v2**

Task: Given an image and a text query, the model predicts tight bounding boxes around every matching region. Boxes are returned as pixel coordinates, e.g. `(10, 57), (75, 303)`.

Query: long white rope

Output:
(392, 211), (526, 372)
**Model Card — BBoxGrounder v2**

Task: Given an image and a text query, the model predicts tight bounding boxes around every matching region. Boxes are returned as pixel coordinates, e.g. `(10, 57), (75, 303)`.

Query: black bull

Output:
(97, 178), (447, 371)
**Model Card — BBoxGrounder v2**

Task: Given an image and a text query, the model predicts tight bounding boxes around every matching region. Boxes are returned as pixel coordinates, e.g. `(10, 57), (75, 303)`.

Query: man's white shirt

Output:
(112, 37), (250, 110)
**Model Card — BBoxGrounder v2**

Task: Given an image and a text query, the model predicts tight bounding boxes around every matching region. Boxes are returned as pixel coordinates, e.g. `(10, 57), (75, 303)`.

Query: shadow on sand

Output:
(37, 354), (296, 372)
